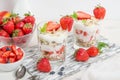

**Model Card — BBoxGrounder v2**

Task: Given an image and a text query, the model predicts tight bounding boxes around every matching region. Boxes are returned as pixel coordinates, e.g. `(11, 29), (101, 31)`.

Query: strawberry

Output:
(23, 12), (35, 25)
(87, 46), (99, 57)
(0, 29), (9, 37)
(22, 23), (33, 34)
(3, 21), (14, 34)
(60, 16), (73, 32)
(12, 29), (24, 37)
(0, 11), (11, 25)
(93, 5), (106, 20)
(46, 21), (60, 31)
(15, 21), (24, 29)
(75, 11), (91, 20)
(0, 57), (6, 63)
(37, 58), (51, 72)
(75, 48), (89, 62)
(10, 13), (20, 24)
(16, 48), (23, 60)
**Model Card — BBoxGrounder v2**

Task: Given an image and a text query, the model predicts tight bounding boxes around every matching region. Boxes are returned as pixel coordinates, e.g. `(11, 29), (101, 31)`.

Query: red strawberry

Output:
(46, 21), (60, 31)
(15, 21), (24, 29)
(37, 58), (51, 72)
(0, 11), (11, 25)
(87, 46), (99, 57)
(3, 21), (14, 34)
(23, 12), (35, 25)
(22, 23), (33, 34)
(0, 29), (9, 37)
(16, 48), (23, 60)
(93, 5), (106, 20)
(9, 57), (16, 63)
(76, 11), (91, 20)
(10, 13), (20, 24)
(75, 48), (89, 62)
(12, 29), (24, 37)
(0, 57), (6, 63)
(60, 16), (73, 32)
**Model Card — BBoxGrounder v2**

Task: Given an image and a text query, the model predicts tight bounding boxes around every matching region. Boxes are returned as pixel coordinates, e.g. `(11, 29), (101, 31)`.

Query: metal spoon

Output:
(15, 65), (26, 80)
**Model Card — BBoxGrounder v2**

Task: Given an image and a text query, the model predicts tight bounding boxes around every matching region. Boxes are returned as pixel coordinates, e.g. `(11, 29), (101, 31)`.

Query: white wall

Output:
(0, 0), (120, 21)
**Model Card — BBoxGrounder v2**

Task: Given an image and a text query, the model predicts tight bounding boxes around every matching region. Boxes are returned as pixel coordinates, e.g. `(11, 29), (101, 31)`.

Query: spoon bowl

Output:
(15, 65), (26, 80)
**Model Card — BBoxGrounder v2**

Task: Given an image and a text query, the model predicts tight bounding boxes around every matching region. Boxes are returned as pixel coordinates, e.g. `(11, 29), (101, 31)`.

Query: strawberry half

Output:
(60, 16), (73, 32)
(76, 11), (91, 20)
(46, 21), (60, 31)
(37, 58), (51, 72)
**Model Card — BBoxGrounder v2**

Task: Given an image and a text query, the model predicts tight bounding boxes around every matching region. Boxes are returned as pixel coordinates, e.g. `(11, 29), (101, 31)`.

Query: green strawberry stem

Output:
(70, 12), (77, 20)
(40, 23), (47, 33)
(97, 42), (108, 53)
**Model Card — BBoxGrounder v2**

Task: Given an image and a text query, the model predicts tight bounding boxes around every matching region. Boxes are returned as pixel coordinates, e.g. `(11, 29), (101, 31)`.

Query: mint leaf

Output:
(97, 42), (108, 53)
(40, 23), (47, 33)
(81, 20), (87, 24)
(70, 12), (77, 19)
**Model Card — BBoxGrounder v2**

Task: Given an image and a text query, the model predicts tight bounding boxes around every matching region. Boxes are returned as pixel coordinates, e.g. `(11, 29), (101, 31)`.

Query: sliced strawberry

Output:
(56, 45), (65, 54)
(60, 16), (73, 32)
(11, 45), (19, 55)
(76, 11), (91, 20)
(37, 58), (51, 72)
(46, 21), (60, 31)
(2, 51), (11, 58)
(9, 57), (16, 63)
(9, 52), (16, 58)
(0, 51), (3, 57)
(0, 57), (6, 63)
(16, 48), (23, 60)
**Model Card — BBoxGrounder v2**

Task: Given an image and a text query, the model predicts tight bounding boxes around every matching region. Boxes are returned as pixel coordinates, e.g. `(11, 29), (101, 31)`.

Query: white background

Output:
(0, 0), (120, 21)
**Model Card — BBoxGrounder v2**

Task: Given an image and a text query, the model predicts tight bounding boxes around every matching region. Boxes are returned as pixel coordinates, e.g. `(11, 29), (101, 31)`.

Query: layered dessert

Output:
(73, 11), (99, 47)
(37, 21), (67, 61)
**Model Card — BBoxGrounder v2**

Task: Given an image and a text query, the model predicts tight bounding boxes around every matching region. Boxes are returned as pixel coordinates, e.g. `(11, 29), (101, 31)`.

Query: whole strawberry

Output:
(60, 16), (73, 32)
(22, 23), (33, 34)
(10, 13), (20, 24)
(23, 12), (35, 25)
(15, 21), (24, 29)
(87, 46), (99, 57)
(93, 5), (106, 20)
(12, 29), (24, 37)
(0, 29), (9, 37)
(37, 58), (51, 72)
(75, 48), (89, 62)
(3, 21), (14, 34)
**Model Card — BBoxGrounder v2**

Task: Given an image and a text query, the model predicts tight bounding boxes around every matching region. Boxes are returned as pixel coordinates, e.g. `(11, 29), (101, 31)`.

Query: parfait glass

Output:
(73, 17), (100, 47)
(37, 20), (68, 66)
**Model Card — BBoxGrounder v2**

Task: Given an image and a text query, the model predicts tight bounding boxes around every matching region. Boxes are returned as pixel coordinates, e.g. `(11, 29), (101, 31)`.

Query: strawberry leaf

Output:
(97, 42), (108, 53)
(70, 12), (77, 19)
(40, 23), (47, 33)
(81, 20), (87, 24)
